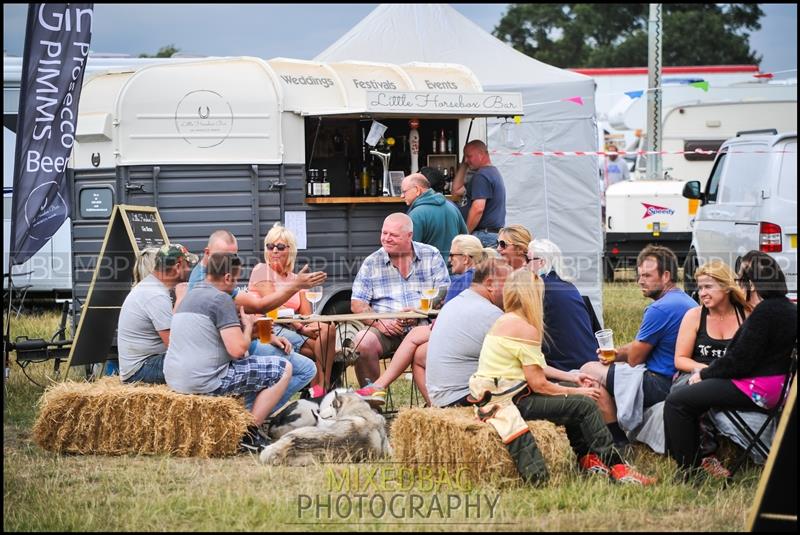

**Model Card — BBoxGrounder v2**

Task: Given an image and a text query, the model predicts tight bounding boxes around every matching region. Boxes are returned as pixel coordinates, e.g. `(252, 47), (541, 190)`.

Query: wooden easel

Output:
(65, 205), (169, 376)
(746, 378), (797, 531)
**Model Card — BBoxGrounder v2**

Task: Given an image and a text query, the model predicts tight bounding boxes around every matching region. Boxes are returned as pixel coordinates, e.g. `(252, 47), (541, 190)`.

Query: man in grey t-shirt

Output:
(426, 256), (511, 407)
(117, 243), (196, 384)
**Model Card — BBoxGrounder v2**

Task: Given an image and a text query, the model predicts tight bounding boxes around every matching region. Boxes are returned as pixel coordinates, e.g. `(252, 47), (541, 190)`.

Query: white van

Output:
(682, 131), (797, 301)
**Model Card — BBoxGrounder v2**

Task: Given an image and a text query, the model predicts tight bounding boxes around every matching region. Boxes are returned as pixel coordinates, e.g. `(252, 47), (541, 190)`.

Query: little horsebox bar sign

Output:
(366, 90), (524, 116)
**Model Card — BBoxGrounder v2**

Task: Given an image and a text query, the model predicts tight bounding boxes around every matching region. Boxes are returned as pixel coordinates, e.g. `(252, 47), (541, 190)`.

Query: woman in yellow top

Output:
(470, 269), (656, 486)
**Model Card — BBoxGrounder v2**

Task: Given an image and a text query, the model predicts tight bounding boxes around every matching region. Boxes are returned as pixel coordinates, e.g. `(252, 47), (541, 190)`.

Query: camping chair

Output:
(720, 341), (797, 477)
(4, 272), (33, 320)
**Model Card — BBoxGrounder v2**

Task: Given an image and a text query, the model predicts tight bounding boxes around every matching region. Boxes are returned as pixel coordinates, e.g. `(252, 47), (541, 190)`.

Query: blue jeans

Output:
(123, 354), (166, 385)
(247, 340), (316, 412)
(473, 230), (499, 248)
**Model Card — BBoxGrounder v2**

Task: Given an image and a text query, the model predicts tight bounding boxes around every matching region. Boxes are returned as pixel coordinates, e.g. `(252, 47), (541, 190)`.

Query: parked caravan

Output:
(70, 57), (522, 329)
(604, 98), (797, 277)
(682, 131), (797, 300)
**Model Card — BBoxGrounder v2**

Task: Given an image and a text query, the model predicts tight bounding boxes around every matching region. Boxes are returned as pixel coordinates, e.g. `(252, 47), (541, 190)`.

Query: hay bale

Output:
(32, 377), (252, 457)
(391, 407), (575, 487)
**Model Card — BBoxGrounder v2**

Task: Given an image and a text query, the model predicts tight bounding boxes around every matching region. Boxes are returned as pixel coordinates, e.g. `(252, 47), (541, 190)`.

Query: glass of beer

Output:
(267, 308), (279, 320)
(420, 287), (436, 312)
(256, 317), (273, 344)
(419, 296), (432, 312)
(595, 329), (615, 364)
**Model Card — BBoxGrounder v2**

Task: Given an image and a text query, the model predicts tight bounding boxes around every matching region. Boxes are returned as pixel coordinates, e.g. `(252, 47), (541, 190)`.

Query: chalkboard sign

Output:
(747, 379), (797, 532)
(66, 205), (170, 372)
(124, 209), (166, 250)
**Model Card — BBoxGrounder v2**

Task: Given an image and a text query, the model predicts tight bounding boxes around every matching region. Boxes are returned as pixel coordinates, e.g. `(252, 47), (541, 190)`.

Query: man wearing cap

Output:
(451, 140), (506, 247)
(117, 243), (197, 384)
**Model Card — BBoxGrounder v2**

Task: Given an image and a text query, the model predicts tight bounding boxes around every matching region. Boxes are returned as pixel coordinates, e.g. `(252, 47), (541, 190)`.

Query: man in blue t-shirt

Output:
(581, 245), (696, 444)
(452, 140), (506, 247)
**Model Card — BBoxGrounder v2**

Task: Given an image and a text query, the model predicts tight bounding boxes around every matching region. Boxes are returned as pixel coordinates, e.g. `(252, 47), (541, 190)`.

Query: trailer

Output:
(70, 56), (522, 329)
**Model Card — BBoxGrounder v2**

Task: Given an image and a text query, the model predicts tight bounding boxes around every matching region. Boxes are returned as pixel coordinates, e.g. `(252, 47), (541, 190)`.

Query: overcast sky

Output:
(3, 3), (797, 74)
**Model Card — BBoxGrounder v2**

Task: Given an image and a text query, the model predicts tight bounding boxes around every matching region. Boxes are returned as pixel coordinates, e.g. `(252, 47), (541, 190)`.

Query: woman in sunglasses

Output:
(664, 251), (797, 480)
(249, 223), (336, 400)
(496, 224), (532, 270)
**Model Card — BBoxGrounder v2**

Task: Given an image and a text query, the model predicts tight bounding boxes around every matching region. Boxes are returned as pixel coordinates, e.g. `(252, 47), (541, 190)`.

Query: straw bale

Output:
(32, 377), (252, 457)
(391, 407), (575, 487)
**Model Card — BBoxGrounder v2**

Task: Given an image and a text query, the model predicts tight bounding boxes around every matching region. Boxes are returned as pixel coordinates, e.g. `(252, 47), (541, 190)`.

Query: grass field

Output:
(3, 283), (764, 531)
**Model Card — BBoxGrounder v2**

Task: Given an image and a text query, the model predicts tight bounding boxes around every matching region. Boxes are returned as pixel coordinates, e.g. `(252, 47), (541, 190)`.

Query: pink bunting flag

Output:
(562, 96), (584, 106)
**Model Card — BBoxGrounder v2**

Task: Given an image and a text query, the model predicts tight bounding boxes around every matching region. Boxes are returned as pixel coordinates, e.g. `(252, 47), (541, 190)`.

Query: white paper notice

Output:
(366, 120), (387, 147)
(284, 211), (307, 250)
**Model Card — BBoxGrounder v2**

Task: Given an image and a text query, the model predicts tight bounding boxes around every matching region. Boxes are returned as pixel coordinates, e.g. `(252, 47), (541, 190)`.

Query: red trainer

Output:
(610, 464), (657, 485)
(579, 453), (610, 477)
(700, 455), (731, 480)
(308, 384), (325, 400)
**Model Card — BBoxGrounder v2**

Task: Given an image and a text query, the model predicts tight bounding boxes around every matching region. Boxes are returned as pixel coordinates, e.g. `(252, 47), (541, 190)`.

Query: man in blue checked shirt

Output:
(350, 213), (450, 386)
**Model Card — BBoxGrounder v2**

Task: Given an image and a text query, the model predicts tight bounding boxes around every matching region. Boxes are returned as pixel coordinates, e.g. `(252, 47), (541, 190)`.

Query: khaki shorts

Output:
(365, 326), (404, 355)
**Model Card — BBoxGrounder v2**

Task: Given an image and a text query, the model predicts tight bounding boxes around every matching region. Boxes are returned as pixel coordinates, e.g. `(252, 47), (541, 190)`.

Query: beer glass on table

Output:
(420, 287), (437, 313)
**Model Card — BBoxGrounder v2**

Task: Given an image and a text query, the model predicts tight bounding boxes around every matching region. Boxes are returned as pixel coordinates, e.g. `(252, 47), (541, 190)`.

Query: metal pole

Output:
(646, 3), (663, 180)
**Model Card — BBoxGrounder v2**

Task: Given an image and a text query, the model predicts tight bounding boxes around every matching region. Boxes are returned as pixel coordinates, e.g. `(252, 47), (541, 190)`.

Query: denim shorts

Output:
(274, 325), (309, 352)
(605, 364), (672, 407)
(213, 354), (287, 396)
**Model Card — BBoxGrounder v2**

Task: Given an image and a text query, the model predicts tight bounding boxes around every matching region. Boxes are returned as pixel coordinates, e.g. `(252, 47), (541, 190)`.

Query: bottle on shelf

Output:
(439, 128), (447, 154)
(306, 168), (316, 197)
(431, 132), (438, 154)
(442, 167), (450, 194)
(352, 170), (360, 197)
(447, 131), (454, 154)
(360, 165), (370, 196)
(321, 168), (330, 197)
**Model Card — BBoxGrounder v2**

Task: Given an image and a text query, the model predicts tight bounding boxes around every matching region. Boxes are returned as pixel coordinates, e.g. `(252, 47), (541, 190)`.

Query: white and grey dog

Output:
(260, 390), (392, 466)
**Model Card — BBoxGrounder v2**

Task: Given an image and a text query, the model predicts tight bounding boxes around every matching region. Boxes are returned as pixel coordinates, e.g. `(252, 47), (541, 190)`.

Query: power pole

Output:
(646, 3), (663, 179)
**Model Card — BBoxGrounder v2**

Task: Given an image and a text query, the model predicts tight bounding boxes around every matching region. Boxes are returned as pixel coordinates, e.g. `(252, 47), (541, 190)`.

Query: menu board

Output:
(66, 205), (169, 370)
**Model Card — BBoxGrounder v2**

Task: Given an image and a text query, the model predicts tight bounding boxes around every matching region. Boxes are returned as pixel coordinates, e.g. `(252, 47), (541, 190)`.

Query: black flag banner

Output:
(10, 4), (93, 266)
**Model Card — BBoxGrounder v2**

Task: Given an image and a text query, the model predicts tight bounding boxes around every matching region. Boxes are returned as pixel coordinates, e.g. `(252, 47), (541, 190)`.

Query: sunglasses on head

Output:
(266, 243), (288, 251)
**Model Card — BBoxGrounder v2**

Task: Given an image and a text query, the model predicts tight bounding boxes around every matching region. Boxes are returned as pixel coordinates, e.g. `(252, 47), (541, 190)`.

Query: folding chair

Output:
(720, 341), (797, 477)
(4, 272), (33, 320)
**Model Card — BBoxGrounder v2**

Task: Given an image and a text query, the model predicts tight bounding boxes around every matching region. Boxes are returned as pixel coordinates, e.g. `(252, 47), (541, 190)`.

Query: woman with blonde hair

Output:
(496, 224), (531, 270)
(444, 234), (487, 303)
(670, 260), (752, 478)
(468, 269), (655, 485)
(674, 260), (751, 376)
(249, 223), (336, 399)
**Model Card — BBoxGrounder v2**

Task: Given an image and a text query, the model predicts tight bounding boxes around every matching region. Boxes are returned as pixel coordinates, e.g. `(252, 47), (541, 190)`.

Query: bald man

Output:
(401, 173), (467, 263)
(452, 140), (507, 247)
(350, 213), (450, 388)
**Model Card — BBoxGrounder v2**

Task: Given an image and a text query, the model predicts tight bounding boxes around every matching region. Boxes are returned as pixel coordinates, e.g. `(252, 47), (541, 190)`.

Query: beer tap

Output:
(369, 148), (393, 196)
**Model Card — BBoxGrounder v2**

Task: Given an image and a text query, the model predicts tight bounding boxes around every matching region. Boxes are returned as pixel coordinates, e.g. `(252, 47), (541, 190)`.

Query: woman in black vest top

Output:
(672, 260), (752, 477)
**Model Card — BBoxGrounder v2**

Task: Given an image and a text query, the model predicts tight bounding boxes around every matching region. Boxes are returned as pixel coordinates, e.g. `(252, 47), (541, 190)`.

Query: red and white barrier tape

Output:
(488, 149), (796, 158)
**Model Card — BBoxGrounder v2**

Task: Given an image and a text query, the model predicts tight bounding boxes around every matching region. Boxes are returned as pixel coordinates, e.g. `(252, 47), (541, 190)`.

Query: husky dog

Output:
(264, 399), (321, 440)
(259, 391), (392, 466)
